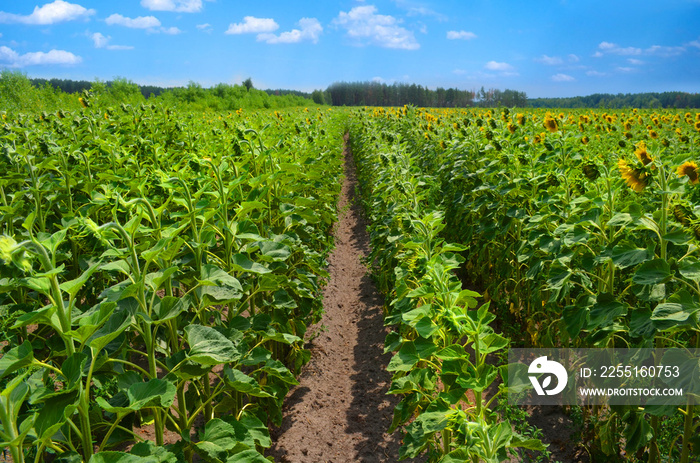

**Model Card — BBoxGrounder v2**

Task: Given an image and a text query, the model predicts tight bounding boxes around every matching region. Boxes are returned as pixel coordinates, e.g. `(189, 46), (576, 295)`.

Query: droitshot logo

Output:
(528, 356), (568, 396)
(509, 348), (700, 406)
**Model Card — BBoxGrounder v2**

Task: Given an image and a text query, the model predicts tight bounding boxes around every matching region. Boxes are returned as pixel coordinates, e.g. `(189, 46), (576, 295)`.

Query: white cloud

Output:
(446, 30), (476, 40)
(628, 58), (644, 65)
(391, 0), (448, 21)
(596, 41), (641, 55)
(535, 54), (563, 65)
(0, 0), (95, 25)
(333, 6), (419, 50)
(646, 45), (685, 56)
(140, 0), (203, 13)
(0, 45), (81, 66)
(568, 54), (580, 62)
(161, 26), (182, 34)
(452, 69), (467, 75)
(106, 13), (161, 29)
(586, 70), (606, 77)
(0, 46), (19, 62)
(616, 66), (636, 72)
(258, 18), (322, 44)
(90, 32), (133, 50)
(226, 16), (279, 35)
(689, 39), (700, 49)
(551, 73), (575, 82)
(596, 41), (686, 59)
(484, 61), (513, 71)
(91, 32), (108, 48)
(196, 23), (212, 32)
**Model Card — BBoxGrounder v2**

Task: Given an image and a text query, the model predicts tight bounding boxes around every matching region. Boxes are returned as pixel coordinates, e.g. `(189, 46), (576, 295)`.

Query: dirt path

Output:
(269, 137), (414, 463)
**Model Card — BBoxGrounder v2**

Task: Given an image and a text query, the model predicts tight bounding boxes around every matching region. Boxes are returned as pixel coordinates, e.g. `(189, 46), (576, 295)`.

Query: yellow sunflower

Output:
(677, 161), (699, 184)
(543, 114), (558, 133)
(619, 158), (650, 192)
(634, 141), (653, 166)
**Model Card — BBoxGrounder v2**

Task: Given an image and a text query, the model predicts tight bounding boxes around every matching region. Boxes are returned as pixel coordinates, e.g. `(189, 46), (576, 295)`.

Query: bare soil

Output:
(268, 137), (421, 463)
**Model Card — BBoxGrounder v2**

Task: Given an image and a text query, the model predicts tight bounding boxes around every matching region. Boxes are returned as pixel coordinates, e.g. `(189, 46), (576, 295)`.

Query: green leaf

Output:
(260, 359), (298, 385)
(501, 363), (531, 394)
(96, 379), (176, 413)
(679, 258), (700, 282)
(38, 229), (67, 255)
(457, 363), (498, 392)
(235, 201), (267, 218)
(389, 368), (435, 395)
(439, 449), (472, 463)
(651, 302), (699, 323)
(127, 379), (176, 410)
(622, 411), (653, 453)
(88, 308), (131, 353)
(22, 276), (52, 295)
(607, 212), (633, 227)
(129, 442), (180, 463)
(186, 325), (242, 366)
(230, 253), (271, 274)
(34, 391), (79, 440)
(152, 296), (190, 323)
(195, 418), (269, 463)
(509, 432), (547, 451)
(100, 260), (131, 276)
(611, 244), (650, 269)
(434, 344), (467, 361)
(477, 332), (508, 354)
(234, 412), (271, 448)
(413, 317), (439, 338)
(0, 341), (34, 380)
(199, 264), (243, 303)
(60, 262), (100, 298)
(632, 259), (671, 285)
(387, 342), (420, 372)
(88, 452), (158, 463)
(224, 450), (269, 463)
(629, 309), (657, 339)
(145, 266), (179, 292)
(257, 241), (291, 262)
(222, 367), (273, 398)
(61, 352), (88, 389)
(588, 293), (628, 330)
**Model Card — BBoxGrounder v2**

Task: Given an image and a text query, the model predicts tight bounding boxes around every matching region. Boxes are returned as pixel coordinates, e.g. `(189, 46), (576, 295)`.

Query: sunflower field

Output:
(1, 98), (699, 463)
(349, 105), (700, 462)
(0, 101), (344, 462)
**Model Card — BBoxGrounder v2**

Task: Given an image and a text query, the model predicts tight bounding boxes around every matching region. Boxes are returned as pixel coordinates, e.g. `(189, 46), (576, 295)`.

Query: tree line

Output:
(324, 81), (527, 108)
(529, 92), (700, 109)
(3, 72), (699, 112)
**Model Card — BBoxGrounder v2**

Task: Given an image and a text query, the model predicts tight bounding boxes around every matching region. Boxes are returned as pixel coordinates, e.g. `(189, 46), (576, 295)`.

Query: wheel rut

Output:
(269, 135), (414, 463)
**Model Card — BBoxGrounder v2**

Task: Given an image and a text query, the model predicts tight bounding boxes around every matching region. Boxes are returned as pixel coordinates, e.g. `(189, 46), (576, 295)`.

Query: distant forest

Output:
(325, 82), (527, 108)
(18, 76), (700, 109)
(529, 92), (700, 109)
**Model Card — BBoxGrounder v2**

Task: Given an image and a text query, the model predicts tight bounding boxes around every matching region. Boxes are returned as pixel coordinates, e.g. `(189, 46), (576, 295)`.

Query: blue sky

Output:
(0, 0), (698, 98)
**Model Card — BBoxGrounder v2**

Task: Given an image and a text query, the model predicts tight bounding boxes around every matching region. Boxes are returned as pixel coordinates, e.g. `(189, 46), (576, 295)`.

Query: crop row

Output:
(0, 102), (344, 462)
(352, 106), (700, 462)
(348, 111), (545, 462)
